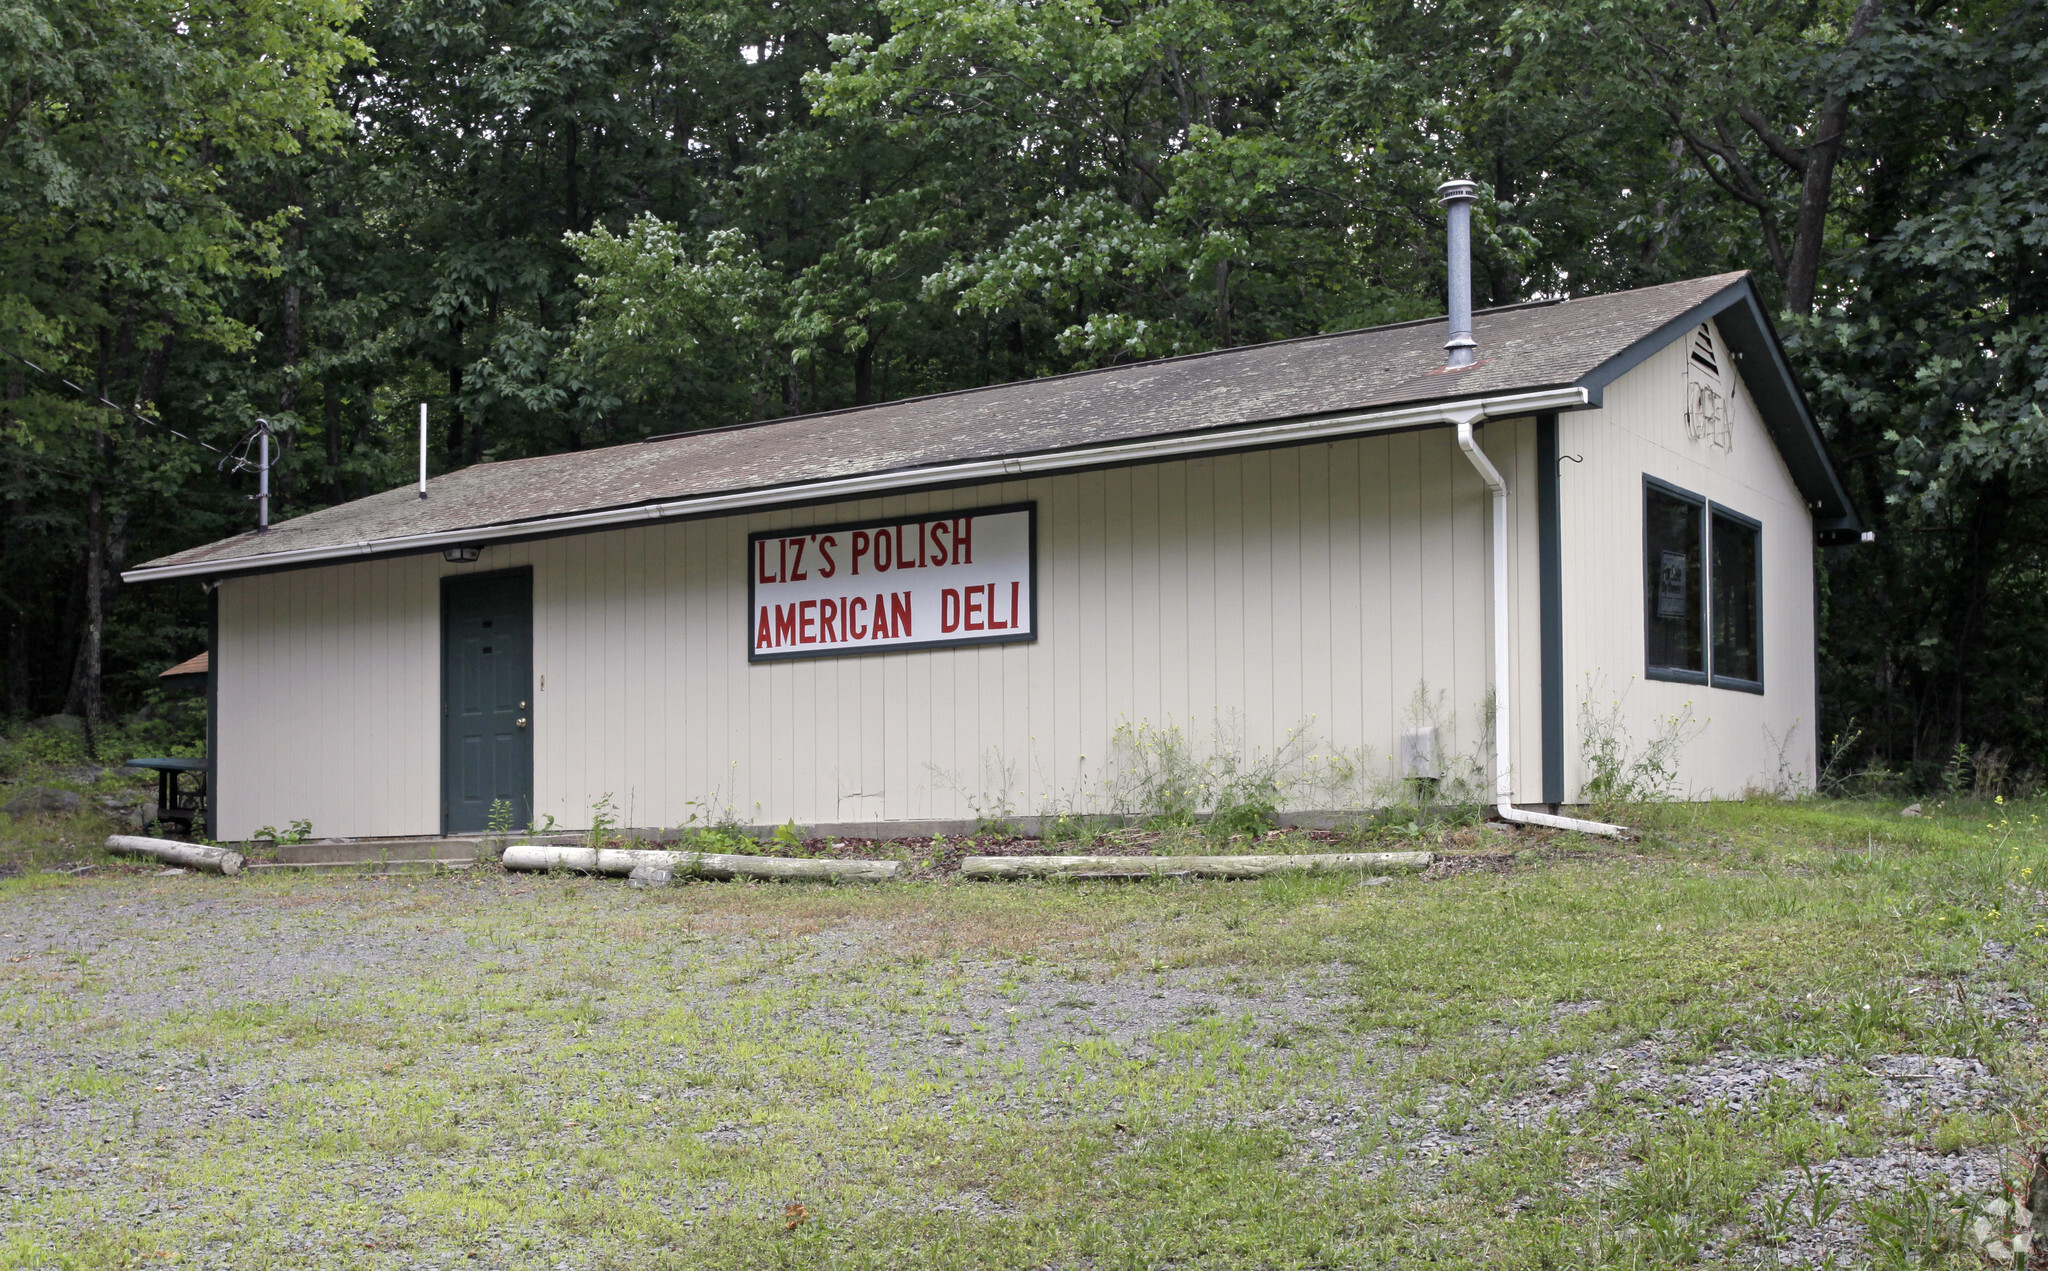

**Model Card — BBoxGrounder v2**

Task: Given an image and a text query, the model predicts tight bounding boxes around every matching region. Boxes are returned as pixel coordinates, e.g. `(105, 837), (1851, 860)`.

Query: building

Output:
(127, 230), (1860, 842)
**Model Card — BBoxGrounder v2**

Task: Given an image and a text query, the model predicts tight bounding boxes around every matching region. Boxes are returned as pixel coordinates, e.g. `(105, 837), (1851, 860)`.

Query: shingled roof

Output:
(127, 270), (1858, 583)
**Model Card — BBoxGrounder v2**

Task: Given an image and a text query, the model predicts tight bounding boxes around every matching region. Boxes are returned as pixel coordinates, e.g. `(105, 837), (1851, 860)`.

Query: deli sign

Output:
(748, 505), (1036, 661)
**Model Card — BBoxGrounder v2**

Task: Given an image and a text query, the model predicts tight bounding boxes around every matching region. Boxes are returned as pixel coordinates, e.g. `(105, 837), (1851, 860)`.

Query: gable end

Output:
(1575, 278), (1861, 544)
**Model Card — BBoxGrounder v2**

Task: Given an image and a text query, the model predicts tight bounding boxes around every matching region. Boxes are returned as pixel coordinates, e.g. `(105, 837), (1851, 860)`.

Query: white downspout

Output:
(1454, 416), (1625, 838)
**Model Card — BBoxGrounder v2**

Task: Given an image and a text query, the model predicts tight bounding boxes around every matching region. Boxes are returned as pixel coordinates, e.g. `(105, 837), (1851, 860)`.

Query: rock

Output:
(627, 864), (675, 889)
(3, 788), (82, 817)
(97, 795), (148, 828)
(29, 714), (85, 740)
(152, 868), (187, 877)
(1900, 803), (1923, 817)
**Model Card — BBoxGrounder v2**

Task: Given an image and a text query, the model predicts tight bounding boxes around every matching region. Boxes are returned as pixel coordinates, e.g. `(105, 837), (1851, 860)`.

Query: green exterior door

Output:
(442, 570), (533, 834)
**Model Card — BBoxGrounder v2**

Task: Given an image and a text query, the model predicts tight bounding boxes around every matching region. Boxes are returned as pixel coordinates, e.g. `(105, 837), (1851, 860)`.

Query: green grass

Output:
(0, 798), (2041, 1269)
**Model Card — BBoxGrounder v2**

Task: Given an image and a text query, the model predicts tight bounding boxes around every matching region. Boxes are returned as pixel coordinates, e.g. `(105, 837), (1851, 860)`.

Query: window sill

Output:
(1711, 676), (1764, 696)
(1646, 665), (1708, 686)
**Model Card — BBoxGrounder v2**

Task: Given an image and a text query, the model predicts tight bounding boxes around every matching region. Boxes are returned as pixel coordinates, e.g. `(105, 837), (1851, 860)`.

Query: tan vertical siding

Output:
(216, 426), (1558, 838)
(1558, 321), (1817, 799)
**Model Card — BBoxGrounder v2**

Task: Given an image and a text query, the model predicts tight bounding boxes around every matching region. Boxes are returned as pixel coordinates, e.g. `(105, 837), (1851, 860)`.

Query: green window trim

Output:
(1642, 476), (1764, 694)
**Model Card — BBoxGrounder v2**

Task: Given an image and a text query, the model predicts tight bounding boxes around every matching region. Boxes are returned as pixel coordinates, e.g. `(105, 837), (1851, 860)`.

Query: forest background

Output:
(0, 0), (2041, 790)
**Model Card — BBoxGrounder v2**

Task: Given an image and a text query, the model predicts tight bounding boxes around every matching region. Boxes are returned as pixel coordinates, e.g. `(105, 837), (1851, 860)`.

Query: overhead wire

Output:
(3, 349), (269, 475)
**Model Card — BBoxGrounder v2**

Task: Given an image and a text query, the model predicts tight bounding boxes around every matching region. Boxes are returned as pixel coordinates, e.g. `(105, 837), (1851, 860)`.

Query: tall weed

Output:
(1099, 715), (1311, 836)
(1578, 676), (1704, 814)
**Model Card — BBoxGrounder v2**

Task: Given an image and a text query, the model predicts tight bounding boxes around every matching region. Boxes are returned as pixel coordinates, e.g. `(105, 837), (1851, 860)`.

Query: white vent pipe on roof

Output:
(1436, 179), (1480, 368)
(1452, 411), (1624, 838)
(418, 402), (428, 499)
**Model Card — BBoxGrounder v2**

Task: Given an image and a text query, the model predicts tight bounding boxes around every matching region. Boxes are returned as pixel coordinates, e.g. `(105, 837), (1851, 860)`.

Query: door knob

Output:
(516, 717), (528, 729)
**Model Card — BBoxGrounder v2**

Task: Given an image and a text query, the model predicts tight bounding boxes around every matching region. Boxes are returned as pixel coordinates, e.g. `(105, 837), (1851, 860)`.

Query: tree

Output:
(1506, 0), (1887, 313)
(1792, 0), (2048, 776)
(0, 0), (363, 735)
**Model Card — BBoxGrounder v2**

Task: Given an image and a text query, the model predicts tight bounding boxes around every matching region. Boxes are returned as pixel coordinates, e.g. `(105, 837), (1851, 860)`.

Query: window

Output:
(1711, 508), (1761, 689)
(1644, 482), (1705, 680)
(1643, 478), (1763, 692)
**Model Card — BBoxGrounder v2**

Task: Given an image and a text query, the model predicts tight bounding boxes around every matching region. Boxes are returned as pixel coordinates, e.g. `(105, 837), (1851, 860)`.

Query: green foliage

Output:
(1857, 1175), (1974, 1270)
(480, 799), (516, 860)
(1578, 678), (1707, 813)
(0, 0), (366, 724)
(1788, 0), (2048, 780)
(1101, 717), (1306, 837)
(662, 797), (753, 853)
(565, 221), (788, 425)
(585, 794), (619, 849)
(0, 711), (202, 778)
(251, 819), (313, 845)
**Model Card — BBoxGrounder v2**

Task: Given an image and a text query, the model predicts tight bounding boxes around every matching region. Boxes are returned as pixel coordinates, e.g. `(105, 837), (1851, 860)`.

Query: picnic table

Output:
(123, 758), (208, 835)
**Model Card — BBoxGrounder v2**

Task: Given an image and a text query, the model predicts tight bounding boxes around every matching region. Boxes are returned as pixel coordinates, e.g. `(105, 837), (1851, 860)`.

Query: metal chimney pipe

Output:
(1436, 179), (1480, 368)
(419, 402), (429, 498)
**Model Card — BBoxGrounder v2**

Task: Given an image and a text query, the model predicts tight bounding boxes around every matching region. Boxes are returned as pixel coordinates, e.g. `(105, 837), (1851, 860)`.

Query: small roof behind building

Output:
(160, 652), (209, 679)
(128, 271), (1858, 583)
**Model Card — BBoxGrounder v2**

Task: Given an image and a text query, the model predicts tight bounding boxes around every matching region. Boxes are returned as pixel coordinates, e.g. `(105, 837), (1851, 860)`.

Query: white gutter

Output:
(1453, 414), (1625, 838)
(124, 386), (1592, 584)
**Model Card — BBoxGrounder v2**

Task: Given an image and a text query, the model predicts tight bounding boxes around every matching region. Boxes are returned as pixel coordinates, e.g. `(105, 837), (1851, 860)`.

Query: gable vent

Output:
(1690, 323), (1721, 377)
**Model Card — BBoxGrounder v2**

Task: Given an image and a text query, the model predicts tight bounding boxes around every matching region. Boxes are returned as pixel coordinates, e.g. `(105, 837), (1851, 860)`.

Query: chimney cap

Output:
(1436, 179), (1480, 206)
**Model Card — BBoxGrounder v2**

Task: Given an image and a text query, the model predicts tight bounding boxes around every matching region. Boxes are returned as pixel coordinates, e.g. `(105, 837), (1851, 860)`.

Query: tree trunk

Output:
(75, 458), (104, 745)
(324, 382), (342, 501)
(1933, 474), (2011, 757)
(563, 119), (580, 233)
(2, 373), (24, 714)
(139, 335), (174, 404)
(1755, 0), (1883, 313)
(446, 329), (465, 468)
(2025, 1149), (2047, 1269)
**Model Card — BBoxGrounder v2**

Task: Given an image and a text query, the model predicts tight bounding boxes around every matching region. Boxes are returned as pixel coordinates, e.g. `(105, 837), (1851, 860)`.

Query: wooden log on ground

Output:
(957, 850), (1431, 881)
(500, 843), (901, 883)
(106, 835), (246, 876)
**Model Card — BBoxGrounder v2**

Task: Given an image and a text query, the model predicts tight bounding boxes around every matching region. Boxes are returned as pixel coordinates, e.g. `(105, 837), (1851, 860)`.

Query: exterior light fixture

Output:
(443, 545), (483, 564)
